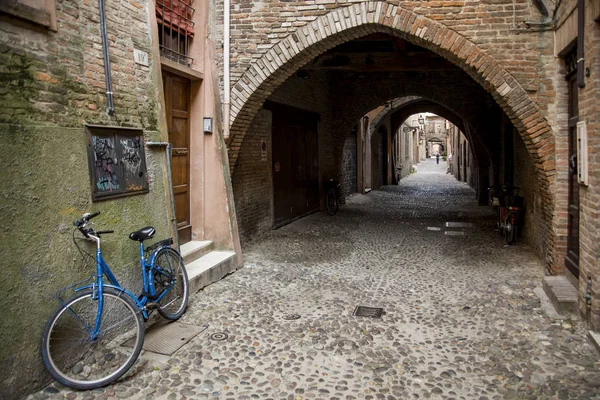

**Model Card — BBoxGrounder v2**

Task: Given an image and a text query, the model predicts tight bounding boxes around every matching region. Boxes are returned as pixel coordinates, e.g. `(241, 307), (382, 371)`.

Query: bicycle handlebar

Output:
(74, 211), (101, 227)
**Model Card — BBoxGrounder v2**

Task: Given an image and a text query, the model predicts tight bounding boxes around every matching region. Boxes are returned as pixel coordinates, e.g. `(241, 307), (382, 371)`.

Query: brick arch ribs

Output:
(227, 1), (557, 265)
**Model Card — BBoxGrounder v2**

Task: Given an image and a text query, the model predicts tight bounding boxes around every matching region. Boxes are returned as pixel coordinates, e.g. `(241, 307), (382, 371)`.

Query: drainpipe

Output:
(577, 0), (585, 88)
(147, 142), (179, 251)
(584, 277), (592, 322)
(98, 0), (115, 115)
(223, 0), (231, 141)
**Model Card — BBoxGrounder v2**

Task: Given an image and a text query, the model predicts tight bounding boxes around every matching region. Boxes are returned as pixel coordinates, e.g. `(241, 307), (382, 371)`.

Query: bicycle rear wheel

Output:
(505, 221), (516, 245)
(41, 287), (144, 390)
(153, 247), (189, 320)
(326, 188), (337, 216)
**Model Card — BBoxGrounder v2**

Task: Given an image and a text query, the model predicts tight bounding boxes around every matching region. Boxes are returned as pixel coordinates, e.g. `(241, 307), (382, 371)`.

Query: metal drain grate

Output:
(123, 322), (206, 355)
(445, 222), (474, 228)
(353, 306), (385, 318)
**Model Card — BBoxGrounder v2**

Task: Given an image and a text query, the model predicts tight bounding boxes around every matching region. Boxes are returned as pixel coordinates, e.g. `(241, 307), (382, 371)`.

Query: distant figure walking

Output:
(435, 152), (440, 164)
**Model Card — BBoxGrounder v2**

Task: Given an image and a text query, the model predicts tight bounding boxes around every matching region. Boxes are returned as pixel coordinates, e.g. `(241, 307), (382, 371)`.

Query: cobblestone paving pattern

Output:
(30, 160), (600, 400)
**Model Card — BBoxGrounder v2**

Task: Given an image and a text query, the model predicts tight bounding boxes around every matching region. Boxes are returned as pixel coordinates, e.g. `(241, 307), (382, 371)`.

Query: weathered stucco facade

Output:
(0, 1), (170, 396)
(0, 0), (240, 396)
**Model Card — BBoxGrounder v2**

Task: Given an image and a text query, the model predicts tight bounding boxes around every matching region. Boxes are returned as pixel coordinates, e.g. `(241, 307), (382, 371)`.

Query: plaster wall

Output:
(0, 0), (168, 397)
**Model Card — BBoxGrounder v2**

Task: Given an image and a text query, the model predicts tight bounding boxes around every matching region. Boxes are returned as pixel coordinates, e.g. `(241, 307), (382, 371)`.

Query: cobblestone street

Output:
(30, 159), (600, 400)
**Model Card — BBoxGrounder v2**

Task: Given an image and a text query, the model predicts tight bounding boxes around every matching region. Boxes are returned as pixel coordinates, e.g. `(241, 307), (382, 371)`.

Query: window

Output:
(156, 0), (195, 66)
(86, 126), (149, 201)
(0, 0), (57, 30)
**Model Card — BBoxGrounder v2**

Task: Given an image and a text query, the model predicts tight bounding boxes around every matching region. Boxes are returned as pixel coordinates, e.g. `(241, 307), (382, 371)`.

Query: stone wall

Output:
(0, 0), (169, 397)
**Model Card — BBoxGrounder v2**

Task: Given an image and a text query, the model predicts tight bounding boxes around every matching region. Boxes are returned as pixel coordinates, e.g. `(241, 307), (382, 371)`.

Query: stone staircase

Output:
(542, 276), (579, 316)
(180, 240), (237, 294)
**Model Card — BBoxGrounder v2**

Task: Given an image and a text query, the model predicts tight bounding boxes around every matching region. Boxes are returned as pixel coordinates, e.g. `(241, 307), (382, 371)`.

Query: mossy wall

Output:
(0, 0), (170, 397)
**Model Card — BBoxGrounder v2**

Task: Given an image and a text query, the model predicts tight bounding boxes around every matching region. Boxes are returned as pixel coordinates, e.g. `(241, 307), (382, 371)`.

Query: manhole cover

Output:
(282, 314), (301, 320)
(353, 306), (385, 318)
(210, 332), (229, 341)
(123, 322), (206, 355)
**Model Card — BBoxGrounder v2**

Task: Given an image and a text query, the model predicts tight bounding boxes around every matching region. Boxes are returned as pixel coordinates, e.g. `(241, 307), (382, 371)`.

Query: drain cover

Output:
(353, 306), (385, 318)
(210, 332), (229, 341)
(282, 314), (301, 320)
(123, 322), (206, 355)
(445, 231), (465, 236)
(445, 222), (474, 228)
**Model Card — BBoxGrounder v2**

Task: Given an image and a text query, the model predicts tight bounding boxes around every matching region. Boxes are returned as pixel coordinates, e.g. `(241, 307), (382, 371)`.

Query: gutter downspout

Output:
(223, 0), (231, 141)
(147, 142), (179, 251)
(577, 0), (585, 88)
(98, 0), (115, 115)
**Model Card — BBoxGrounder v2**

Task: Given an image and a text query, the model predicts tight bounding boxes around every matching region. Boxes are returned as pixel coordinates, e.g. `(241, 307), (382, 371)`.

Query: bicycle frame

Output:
(74, 234), (175, 336)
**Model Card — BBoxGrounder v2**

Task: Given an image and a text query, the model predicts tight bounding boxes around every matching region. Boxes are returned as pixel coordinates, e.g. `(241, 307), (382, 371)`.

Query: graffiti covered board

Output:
(86, 126), (149, 200)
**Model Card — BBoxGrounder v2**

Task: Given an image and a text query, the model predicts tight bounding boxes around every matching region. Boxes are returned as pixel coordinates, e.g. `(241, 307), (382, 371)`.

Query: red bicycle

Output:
(489, 186), (524, 245)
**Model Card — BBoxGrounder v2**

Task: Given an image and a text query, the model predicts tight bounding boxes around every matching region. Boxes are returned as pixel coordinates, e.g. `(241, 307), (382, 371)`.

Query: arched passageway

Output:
(228, 2), (557, 268)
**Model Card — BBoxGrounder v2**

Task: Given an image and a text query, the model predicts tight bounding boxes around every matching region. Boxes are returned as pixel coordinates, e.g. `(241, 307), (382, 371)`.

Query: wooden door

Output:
(565, 73), (579, 278)
(163, 71), (192, 244)
(271, 104), (319, 228)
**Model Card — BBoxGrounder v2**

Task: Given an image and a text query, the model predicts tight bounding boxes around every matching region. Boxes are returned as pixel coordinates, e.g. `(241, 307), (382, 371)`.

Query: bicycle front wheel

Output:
(153, 247), (189, 320)
(41, 287), (144, 390)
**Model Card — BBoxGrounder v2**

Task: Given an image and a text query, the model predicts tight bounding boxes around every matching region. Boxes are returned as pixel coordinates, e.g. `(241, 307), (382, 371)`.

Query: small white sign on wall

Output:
(577, 120), (588, 186)
(133, 49), (149, 66)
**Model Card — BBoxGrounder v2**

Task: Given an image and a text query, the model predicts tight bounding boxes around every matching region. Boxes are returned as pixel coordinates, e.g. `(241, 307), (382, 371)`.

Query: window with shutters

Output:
(85, 126), (149, 201)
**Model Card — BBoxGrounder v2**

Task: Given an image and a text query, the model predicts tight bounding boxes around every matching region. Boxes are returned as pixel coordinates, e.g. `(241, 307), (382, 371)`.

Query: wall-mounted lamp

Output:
(203, 117), (213, 134)
(418, 115), (425, 126)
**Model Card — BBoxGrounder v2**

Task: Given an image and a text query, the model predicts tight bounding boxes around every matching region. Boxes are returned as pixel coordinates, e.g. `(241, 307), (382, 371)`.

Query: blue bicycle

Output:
(40, 211), (189, 389)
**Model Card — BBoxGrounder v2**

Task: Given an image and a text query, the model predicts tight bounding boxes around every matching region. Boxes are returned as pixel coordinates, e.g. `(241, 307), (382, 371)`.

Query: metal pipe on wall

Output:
(98, 0), (115, 115)
(577, 0), (585, 88)
(147, 142), (179, 251)
(223, 0), (231, 140)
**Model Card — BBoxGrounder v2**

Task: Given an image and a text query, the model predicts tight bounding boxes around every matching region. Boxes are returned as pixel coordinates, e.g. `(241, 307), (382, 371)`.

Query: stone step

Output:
(186, 251), (237, 294)
(180, 240), (213, 264)
(543, 276), (578, 315)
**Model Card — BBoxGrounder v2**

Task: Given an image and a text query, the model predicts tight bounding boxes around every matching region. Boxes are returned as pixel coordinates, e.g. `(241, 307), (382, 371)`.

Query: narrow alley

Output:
(29, 160), (599, 400)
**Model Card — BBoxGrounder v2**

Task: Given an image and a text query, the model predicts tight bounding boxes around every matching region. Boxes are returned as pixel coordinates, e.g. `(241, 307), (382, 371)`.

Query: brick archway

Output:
(228, 1), (557, 264)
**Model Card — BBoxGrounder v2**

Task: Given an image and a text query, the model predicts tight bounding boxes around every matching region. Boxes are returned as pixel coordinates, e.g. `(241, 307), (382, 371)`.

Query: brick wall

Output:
(342, 129), (358, 195)
(514, 132), (545, 256)
(233, 71), (334, 243)
(223, 0), (560, 273)
(232, 108), (273, 243)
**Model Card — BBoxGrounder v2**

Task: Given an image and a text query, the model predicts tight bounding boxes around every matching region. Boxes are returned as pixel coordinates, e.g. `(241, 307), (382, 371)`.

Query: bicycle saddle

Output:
(129, 227), (156, 242)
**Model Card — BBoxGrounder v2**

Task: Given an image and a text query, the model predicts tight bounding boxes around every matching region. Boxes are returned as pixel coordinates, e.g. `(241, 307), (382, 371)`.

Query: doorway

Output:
(565, 65), (579, 279)
(162, 71), (192, 244)
(270, 104), (320, 228)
